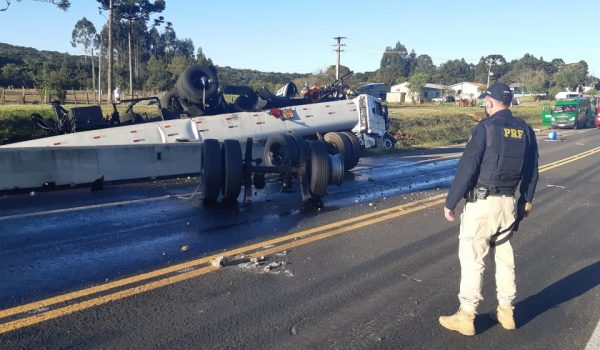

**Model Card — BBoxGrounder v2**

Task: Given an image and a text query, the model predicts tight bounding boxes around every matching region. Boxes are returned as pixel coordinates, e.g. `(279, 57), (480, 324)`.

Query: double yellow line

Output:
(538, 146), (600, 173)
(0, 194), (446, 334)
(2, 144), (600, 334)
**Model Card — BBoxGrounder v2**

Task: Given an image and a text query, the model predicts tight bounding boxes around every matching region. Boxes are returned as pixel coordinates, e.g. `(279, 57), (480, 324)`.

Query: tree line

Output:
(0, 1), (598, 102)
(376, 42), (598, 98)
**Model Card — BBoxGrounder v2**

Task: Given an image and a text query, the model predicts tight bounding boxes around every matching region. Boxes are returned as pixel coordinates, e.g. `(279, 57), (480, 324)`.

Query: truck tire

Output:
(382, 133), (397, 150)
(324, 132), (355, 171)
(307, 141), (330, 198)
(232, 90), (258, 112)
(160, 88), (183, 119)
(339, 131), (361, 170)
(176, 64), (219, 104)
(288, 133), (306, 160)
(201, 139), (221, 202)
(328, 153), (345, 186)
(221, 139), (242, 200)
(264, 133), (299, 166)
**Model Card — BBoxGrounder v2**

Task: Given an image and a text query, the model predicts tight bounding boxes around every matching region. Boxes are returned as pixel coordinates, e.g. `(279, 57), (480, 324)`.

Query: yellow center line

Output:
(0, 266), (219, 334)
(0, 198), (446, 335)
(539, 146), (600, 173)
(0, 193), (446, 320)
(250, 199), (446, 258)
(2, 145), (600, 334)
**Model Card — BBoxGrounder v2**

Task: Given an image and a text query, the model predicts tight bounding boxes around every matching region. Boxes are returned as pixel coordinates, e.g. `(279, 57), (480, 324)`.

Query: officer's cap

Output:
(484, 82), (513, 105)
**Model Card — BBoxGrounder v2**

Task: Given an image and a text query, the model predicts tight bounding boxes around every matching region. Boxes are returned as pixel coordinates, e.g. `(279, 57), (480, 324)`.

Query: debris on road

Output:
(211, 256), (225, 267)
(181, 245), (190, 252)
(401, 273), (422, 283)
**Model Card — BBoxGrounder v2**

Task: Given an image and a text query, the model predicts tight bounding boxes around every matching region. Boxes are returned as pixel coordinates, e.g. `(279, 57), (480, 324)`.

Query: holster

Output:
(465, 187), (490, 203)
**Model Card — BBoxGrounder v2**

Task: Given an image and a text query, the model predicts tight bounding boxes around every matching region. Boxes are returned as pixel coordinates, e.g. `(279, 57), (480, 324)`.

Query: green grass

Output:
(0, 103), (161, 144)
(385, 101), (545, 151)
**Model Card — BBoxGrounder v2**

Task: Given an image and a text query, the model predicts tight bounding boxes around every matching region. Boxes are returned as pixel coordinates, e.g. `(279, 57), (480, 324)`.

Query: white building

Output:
(387, 82), (446, 103)
(448, 82), (486, 100)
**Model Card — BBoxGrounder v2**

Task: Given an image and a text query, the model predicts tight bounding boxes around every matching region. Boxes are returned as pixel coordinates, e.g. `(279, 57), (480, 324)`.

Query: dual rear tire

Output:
(201, 139), (242, 202)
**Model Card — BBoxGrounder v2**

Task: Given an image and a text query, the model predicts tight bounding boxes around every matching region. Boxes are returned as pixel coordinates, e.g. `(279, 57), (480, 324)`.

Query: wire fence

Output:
(0, 88), (161, 105)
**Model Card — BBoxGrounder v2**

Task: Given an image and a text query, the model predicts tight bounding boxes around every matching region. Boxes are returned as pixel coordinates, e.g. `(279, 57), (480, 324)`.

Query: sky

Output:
(1, 0), (599, 77)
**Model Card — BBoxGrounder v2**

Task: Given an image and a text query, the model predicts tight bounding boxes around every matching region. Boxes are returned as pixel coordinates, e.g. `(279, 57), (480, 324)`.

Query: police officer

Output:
(439, 82), (539, 336)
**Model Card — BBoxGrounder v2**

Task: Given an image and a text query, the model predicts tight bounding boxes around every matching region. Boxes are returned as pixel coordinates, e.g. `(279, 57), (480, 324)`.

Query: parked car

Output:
(432, 96), (455, 103)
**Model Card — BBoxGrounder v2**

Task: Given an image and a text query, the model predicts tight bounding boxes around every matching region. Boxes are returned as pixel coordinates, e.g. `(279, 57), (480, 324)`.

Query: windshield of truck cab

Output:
(554, 105), (576, 113)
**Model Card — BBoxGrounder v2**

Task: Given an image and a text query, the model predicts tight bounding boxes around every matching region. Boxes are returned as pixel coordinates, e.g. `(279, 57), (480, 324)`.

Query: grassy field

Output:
(0, 100), (546, 147)
(0, 103), (161, 143)
(386, 101), (545, 150)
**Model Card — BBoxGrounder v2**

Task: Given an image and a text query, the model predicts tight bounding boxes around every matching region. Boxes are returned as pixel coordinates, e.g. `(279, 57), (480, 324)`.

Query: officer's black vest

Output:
(477, 111), (528, 193)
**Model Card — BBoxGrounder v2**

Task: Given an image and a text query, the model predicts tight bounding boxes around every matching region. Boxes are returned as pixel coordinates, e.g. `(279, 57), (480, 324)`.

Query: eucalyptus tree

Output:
(71, 17), (98, 99)
(114, 0), (165, 97)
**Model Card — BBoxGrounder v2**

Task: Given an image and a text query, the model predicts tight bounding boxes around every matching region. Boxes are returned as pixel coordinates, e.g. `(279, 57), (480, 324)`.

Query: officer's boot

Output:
(439, 307), (476, 336)
(496, 305), (516, 330)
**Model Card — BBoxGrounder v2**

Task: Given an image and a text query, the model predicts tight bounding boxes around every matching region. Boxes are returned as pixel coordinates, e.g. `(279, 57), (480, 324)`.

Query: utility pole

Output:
(486, 57), (494, 88)
(107, 0), (114, 103)
(98, 34), (102, 103)
(333, 36), (346, 80)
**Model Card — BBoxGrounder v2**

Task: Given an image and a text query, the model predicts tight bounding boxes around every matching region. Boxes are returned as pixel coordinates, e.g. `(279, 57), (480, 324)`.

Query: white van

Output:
(555, 91), (582, 100)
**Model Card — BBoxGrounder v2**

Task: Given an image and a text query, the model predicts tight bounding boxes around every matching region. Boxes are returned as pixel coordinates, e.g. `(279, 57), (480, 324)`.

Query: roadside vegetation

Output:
(0, 103), (159, 144)
(384, 100), (545, 151)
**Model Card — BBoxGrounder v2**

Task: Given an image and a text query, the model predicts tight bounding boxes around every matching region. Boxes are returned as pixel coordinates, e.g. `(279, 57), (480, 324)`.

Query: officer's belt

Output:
(475, 183), (515, 196)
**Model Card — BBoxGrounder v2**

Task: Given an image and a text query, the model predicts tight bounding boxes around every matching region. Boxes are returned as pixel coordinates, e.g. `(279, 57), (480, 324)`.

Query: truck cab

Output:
(592, 96), (600, 128)
(550, 98), (592, 129)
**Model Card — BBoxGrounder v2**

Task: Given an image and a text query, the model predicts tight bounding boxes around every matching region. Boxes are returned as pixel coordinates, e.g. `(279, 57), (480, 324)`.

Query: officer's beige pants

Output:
(458, 196), (516, 313)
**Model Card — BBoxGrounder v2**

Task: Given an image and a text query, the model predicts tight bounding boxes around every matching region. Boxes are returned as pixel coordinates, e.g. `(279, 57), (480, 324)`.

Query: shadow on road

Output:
(515, 261), (600, 327)
(474, 261), (600, 333)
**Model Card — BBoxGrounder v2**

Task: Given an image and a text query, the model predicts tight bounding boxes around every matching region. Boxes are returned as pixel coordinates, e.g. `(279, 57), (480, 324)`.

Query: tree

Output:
(377, 41), (409, 83)
(97, 0), (115, 102)
(0, 63), (24, 87)
(522, 70), (549, 94)
(436, 59), (474, 85)
(114, 0), (165, 97)
(1, 0), (69, 11)
(144, 56), (170, 90)
(413, 54), (435, 75)
(503, 69), (549, 94)
(407, 71), (430, 103)
(195, 47), (214, 67)
(553, 62), (587, 91)
(71, 17), (98, 99)
(473, 54), (507, 86)
(323, 64), (351, 82)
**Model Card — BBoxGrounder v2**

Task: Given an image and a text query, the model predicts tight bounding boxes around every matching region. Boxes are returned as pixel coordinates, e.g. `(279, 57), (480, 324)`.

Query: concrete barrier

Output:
(0, 143), (203, 191)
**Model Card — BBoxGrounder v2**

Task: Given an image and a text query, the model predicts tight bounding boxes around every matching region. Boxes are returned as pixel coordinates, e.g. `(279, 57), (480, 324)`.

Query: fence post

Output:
(72, 89), (78, 104)
(1, 88), (4, 103)
(22, 87), (26, 104)
(86, 90), (90, 104)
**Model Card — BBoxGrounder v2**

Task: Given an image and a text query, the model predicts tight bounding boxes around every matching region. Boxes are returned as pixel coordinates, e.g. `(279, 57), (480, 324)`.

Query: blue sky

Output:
(1, 0), (599, 77)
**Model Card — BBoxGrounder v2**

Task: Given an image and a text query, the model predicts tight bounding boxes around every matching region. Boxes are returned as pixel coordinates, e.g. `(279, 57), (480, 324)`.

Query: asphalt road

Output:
(1, 127), (599, 349)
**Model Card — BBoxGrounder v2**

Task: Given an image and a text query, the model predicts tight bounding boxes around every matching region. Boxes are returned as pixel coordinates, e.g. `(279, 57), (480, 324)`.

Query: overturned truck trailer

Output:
(0, 66), (392, 204)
